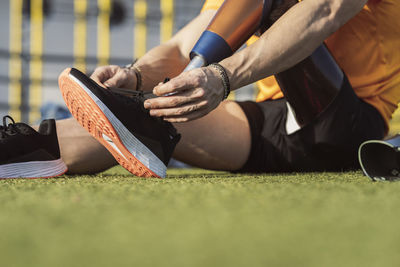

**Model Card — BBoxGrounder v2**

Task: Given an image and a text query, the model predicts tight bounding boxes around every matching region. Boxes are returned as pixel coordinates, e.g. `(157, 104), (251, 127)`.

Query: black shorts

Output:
(236, 76), (386, 173)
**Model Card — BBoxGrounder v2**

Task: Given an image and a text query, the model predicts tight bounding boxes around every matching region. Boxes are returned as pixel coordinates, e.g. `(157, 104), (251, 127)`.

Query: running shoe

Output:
(0, 116), (68, 179)
(58, 68), (181, 178)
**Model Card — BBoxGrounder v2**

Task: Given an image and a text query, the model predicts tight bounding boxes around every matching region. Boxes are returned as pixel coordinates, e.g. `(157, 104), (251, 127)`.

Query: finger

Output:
(144, 88), (205, 109)
(153, 72), (203, 96)
(90, 65), (118, 85)
(103, 70), (127, 88)
(149, 100), (208, 118)
(90, 68), (107, 84)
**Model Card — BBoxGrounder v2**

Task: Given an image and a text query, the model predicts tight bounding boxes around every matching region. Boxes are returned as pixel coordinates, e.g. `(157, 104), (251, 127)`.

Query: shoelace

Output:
(108, 88), (179, 139)
(108, 89), (148, 112)
(0, 116), (19, 139)
(108, 87), (146, 99)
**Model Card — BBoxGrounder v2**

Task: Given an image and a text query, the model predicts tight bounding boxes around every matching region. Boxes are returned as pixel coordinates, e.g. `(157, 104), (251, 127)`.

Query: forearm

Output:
(220, 0), (367, 90)
(134, 11), (216, 91)
(134, 43), (189, 91)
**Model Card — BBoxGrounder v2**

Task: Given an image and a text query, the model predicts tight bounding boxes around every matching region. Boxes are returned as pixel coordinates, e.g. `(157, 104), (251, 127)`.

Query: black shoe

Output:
(0, 116), (67, 179)
(59, 68), (181, 178)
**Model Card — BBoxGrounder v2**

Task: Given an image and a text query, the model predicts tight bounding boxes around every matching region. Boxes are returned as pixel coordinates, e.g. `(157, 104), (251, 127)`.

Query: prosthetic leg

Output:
(185, 0), (273, 71)
(186, 0), (345, 127)
(359, 135), (400, 181)
(275, 44), (344, 126)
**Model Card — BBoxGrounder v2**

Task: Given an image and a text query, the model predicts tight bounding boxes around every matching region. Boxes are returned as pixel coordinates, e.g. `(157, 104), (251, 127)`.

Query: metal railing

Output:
(3, 0), (187, 123)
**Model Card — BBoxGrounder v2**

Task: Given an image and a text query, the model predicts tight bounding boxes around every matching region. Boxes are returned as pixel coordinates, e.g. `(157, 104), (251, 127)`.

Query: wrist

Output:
(124, 62), (142, 91)
(208, 63), (231, 100)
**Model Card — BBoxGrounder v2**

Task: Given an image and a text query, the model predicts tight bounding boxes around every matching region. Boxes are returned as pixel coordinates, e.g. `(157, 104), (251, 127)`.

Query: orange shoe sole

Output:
(58, 68), (163, 178)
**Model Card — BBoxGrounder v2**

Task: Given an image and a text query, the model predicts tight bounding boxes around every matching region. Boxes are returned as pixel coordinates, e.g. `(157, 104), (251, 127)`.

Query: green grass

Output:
(1, 167), (400, 267)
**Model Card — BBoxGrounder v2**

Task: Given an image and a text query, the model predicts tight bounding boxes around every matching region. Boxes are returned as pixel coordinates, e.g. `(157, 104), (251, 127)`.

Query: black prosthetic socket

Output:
(274, 44), (344, 126)
(259, 0), (345, 126)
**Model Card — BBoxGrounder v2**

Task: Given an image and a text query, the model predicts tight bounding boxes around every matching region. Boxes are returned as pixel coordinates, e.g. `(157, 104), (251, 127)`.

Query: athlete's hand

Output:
(143, 67), (225, 122)
(90, 65), (137, 90)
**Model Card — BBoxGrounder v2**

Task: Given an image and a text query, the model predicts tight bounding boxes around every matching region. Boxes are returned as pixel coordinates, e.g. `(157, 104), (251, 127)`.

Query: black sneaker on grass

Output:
(59, 68), (181, 178)
(0, 116), (67, 179)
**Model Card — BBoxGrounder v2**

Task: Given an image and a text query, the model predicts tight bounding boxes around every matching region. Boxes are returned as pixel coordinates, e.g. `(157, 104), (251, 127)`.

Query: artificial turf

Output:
(1, 167), (400, 267)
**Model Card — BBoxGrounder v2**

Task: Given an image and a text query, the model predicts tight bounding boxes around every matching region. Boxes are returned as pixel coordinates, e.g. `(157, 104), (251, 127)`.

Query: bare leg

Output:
(56, 118), (117, 174)
(53, 100), (250, 174)
(173, 100), (251, 171)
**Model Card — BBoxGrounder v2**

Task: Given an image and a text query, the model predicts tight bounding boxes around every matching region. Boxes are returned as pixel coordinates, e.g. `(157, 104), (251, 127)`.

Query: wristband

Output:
(209, 63), (231, 100)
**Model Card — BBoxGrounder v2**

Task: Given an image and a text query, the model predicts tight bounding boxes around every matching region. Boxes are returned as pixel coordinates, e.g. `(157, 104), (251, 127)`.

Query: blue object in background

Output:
(40, 102), (71, 121)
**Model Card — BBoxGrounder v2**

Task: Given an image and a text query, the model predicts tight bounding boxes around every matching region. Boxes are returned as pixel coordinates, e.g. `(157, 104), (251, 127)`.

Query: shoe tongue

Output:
(12, 123), (37, 135)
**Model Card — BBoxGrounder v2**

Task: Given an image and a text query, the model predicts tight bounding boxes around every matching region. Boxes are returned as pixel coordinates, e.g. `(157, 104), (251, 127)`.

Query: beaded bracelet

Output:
(124, 61), (142, 91)
(209, 63), (231, 100)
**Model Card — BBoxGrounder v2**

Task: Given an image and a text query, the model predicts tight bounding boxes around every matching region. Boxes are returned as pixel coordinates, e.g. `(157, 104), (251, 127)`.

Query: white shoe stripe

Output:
(102, 133), (128, 161)
(0, 158), (68, 179)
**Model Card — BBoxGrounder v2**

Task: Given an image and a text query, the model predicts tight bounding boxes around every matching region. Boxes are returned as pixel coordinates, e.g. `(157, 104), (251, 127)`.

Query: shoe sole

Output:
(0, 158), (68, 179)
(59, 68), (166, 178)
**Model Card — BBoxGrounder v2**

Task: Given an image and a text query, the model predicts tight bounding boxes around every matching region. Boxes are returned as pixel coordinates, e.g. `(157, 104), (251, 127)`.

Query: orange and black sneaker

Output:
(58, 68), (180, 178)
(0, 116), (67, 179)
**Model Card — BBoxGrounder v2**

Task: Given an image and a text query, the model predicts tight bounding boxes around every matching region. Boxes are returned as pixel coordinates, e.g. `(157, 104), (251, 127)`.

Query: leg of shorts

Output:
(236, 76), (386, 173)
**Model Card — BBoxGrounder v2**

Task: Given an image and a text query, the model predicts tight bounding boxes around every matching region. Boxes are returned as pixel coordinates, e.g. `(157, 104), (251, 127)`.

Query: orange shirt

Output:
(201, 0), (400, 130)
